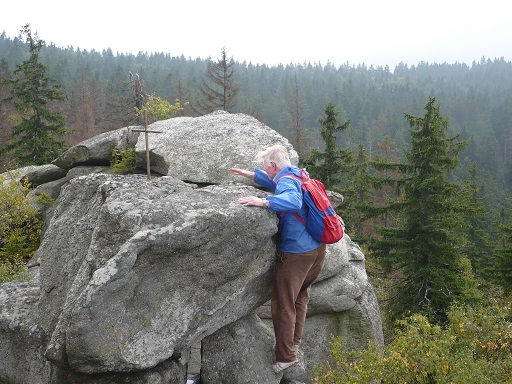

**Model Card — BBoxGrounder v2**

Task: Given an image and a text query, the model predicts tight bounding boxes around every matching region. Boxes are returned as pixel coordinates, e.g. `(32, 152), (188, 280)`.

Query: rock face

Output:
(0, 111), (383, 384)
(0, 279), (51, 384)
(39, 174), (277, 375)
(134, 111), (299, 184)
(51, 127), (140, 170)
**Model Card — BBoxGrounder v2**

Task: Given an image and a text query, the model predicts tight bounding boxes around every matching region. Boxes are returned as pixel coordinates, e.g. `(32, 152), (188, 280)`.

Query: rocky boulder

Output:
(0, 164), (67, 188)
(52, 127), (140, 170)
(0, 111), (383, 384)
(0, 279), (51, 384)
(38, 173), (278, 376)
(134, 111), (299, 184)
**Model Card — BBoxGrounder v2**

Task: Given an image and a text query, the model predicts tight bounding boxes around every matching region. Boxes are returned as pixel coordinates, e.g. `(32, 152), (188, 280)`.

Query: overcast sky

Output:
(1, 0), (511, 69)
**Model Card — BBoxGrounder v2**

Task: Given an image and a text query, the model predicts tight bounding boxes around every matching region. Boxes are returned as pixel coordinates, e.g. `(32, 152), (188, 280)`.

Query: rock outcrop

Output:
(0, 111), (383, 384)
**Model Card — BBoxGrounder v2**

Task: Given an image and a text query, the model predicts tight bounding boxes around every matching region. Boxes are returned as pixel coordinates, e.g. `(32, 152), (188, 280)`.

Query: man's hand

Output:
(238, 196), (267, 207)
(229, 168), (255, 179)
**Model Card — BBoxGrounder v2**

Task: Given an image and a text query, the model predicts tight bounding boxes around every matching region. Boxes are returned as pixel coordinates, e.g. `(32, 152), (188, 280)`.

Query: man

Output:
(229, 145), (326, 374)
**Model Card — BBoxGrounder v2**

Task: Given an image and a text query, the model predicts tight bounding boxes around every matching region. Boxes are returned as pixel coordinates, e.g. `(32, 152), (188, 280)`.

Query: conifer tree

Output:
(194, 46), (239, 114)
(462, 162), (496, 281)
(370, 97), (478, 323)
(303, 102), (351, 190)
(370, 135), (403, 228)
(0, 25), (67, 165)
(343, 143), (374, 240)
(496, 209), (512, 293)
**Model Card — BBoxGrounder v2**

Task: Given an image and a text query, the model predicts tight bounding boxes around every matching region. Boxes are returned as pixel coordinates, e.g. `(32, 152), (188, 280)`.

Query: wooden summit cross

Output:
(132, 110), (162, 180)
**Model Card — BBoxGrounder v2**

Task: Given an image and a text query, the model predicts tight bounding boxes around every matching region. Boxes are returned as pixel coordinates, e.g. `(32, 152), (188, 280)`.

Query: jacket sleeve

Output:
(266, 176), (303, 212)
(253, 169), (276, 190)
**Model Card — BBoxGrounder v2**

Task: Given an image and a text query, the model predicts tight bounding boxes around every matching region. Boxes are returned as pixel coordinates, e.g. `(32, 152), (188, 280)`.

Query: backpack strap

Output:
(277, 171), (308, 226)
(277, 169), (309, 184)
(279, 211), (306, 226)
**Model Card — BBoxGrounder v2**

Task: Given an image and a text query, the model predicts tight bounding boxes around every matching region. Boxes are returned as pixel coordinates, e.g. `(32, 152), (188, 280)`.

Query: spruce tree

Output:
(370, 98), (477, 323)
(194, 46), (239, 114)
(0, 25), (67, 165)
(496, 209), (512, 293)
(462, 162), (496, 281)
(303, 102), (351, 190)
(343, 143), (374, 240)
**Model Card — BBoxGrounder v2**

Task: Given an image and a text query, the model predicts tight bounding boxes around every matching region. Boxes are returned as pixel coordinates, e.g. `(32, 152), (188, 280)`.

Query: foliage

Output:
(110, 148), (136, 174)
(0, 25), (67, 166)
(352, 135), (404, 241)
(369, 98), (478, 324)
(34, 191), (56, 208)
(135, 94), (185, 123)
(496, 210), (512, 293)
(194, 46), (239, 114)
(313, 300), (512, 383)
(0, 174), (41, 283)
(0, 259), (29, 284)
(462, 162), (496, 281)
(303, 102), (352, 190)
(342, 143), (376, 240)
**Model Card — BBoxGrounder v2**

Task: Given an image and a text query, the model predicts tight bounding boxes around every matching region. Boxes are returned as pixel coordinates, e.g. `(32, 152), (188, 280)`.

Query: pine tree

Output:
(370, 98), (478, 323)
(462, 162), (496, 281)
(496, 208), (512, 293)
(194, 47), (239, 114)
(343, 143), (375, 240)
(303, 102), (351, 190)
(371, 135), (403, 229)
(0, 25), (67, 165)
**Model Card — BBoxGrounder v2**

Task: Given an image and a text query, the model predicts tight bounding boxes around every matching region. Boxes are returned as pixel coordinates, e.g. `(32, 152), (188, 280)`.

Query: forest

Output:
(1, 27), (512, 382)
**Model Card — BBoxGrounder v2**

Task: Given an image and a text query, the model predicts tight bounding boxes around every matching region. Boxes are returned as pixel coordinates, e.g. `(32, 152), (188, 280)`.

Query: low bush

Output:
(313, 299), (512, 383)
(0, 174), (41, 283)
(110, 148), (136, 174)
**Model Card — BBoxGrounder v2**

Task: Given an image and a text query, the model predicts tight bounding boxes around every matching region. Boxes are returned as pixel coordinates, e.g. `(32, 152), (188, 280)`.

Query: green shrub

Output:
(35, 191), (56, 208)
(110, 148), (136, 174)
(0, 174), (41, 283)
(313, 301), (512, 383)
(0, 259), (29, 283)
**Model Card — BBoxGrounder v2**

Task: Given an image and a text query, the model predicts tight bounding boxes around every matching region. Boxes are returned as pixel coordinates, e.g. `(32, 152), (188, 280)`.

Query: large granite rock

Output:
(0, 164), (67, 187)
(52, 127), (140, 170)
(134, 110), (299, 183)
(39, 174), (277, 375)
(0, 112), (383, 384)
(0, 279), (51, 384)
(201, 313), (279, 384)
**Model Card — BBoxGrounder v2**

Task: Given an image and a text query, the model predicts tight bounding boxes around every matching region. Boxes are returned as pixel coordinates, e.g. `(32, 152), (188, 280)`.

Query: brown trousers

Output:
(271, 244), (326, 363)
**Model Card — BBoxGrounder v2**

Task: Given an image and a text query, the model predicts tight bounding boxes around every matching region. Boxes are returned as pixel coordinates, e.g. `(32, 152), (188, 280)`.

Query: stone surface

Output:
(52, 127), (140, 169)
(0, 111), (383, 383)
(135, 111), (298, 183)
(0, 164), (67, 188)
(201, 313), (279, 384)
(0, 279), (52, 384)
(38, 174), (278, 374)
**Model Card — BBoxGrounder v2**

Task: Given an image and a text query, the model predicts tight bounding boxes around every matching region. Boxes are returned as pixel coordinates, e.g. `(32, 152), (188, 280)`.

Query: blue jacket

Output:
(253, 166), (322, 253)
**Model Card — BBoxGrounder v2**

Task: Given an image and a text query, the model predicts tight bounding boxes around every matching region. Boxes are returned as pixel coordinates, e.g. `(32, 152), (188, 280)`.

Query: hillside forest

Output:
(1, 28), (512, 378)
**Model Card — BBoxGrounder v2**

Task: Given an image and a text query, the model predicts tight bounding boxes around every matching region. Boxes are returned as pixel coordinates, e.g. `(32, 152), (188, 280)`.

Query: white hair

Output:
(256, 145), (291, 169)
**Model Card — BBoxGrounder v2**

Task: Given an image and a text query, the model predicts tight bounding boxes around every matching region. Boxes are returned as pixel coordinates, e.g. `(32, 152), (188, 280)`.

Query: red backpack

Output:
(279, 170), (344, 244)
